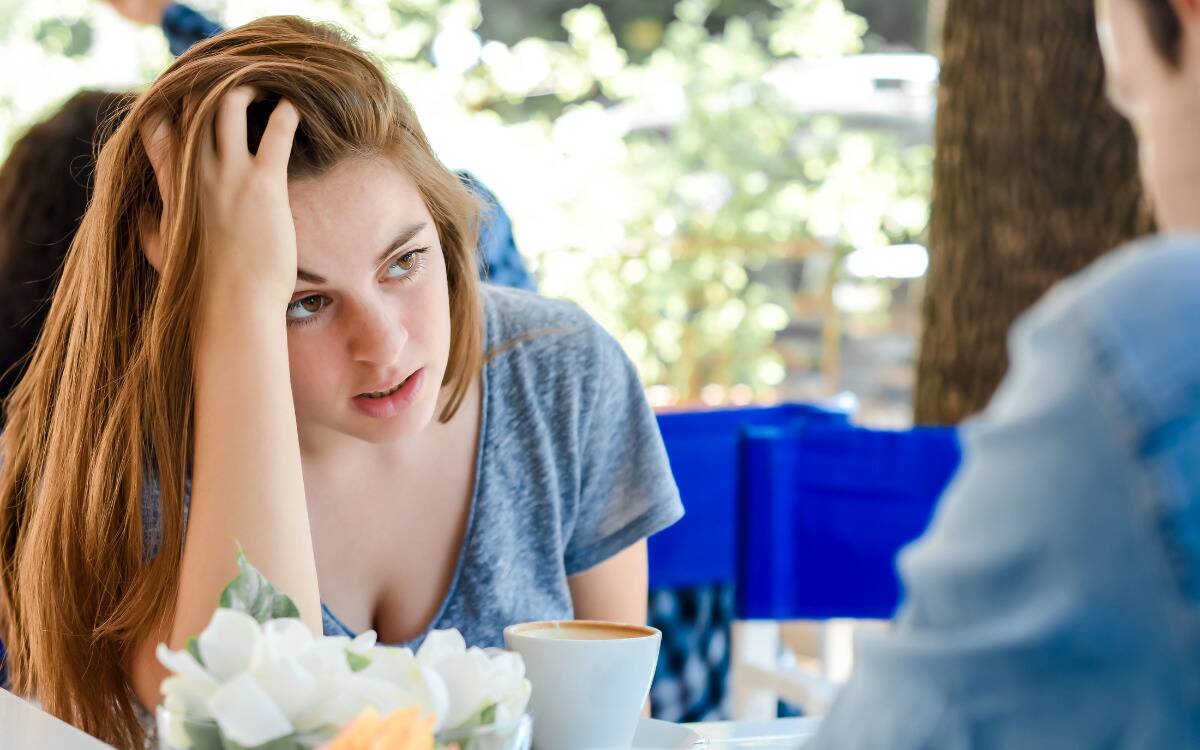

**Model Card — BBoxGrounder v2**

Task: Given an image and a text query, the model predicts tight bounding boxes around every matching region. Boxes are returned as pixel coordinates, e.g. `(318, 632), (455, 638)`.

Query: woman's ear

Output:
(138, 114), (175, 272)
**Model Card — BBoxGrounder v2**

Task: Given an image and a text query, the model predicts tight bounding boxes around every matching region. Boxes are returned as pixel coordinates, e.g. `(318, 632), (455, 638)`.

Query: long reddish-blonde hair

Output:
(0, 16), (481, 748)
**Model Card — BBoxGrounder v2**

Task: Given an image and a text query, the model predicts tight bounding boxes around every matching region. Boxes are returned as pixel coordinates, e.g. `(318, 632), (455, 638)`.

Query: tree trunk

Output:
(914, 0), (1152, 425)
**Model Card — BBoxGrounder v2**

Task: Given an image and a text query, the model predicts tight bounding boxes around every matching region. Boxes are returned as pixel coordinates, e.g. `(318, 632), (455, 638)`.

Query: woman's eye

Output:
(386, 251), (418, 278)
(286, 295), (327, 320)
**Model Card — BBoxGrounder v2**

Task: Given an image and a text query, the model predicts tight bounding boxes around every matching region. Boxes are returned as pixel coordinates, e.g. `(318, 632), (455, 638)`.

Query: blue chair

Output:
(738, 422), (961, 620)
(647, 404), (850, 722)
(649, 404), (851, 589)
(728, 421), (960, 718)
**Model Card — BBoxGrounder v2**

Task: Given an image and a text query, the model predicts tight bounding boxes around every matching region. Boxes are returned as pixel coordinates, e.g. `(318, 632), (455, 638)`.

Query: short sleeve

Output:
(562, 325), (682, 576)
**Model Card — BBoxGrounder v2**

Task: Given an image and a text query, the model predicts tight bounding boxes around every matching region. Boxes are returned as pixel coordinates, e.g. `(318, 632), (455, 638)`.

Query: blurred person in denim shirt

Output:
(810, 1), (1200, 746)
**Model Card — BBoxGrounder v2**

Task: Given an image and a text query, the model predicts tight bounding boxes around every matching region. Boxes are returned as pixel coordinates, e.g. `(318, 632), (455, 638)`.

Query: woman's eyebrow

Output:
(294, 222), (429, 285)
(376, 221), (428, 265)
(296, 268), (326, 284)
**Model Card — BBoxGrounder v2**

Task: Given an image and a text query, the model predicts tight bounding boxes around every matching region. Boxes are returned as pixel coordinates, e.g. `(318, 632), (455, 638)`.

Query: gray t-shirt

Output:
(145, 284), (682, 649)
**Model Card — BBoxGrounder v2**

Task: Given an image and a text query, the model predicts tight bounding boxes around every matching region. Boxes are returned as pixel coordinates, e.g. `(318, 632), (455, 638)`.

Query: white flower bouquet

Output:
(156, 552), (531, 750)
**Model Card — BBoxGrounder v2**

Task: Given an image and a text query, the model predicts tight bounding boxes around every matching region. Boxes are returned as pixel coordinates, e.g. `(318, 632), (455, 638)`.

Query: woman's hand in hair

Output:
(200, 87), (301, 308)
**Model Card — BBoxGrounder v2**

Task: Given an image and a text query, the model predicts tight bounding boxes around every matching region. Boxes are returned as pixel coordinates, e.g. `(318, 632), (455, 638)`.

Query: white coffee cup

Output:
(503, 620), (661, 750)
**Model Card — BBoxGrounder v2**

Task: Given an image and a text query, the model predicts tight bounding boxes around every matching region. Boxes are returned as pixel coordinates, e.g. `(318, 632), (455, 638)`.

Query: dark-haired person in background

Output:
(0, 91), (133, 408)
(809, 0), (1200, 747)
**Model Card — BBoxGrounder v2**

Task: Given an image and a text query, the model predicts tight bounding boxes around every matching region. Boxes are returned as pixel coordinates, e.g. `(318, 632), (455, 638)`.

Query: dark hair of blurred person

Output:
(0, 90), (134, 414)
(1138, 0), (1183, 64)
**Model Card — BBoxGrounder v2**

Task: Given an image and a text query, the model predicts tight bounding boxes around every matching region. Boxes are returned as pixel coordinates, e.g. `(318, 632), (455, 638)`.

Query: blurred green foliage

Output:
(479, 0), (928, 57)
(0, 0), (931, 402)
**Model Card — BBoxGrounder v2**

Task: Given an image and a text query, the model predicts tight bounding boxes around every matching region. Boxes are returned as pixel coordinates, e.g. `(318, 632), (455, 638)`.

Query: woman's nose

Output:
(347, 300), (408, 366)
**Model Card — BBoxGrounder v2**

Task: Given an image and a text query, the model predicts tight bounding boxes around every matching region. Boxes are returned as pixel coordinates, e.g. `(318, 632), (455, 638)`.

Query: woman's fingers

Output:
(255, 99), (300, 172)
(214, 85), (257, 166)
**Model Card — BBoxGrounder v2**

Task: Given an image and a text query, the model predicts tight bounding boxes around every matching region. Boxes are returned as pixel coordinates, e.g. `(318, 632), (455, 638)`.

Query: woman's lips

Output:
(351, 368), (425, 419)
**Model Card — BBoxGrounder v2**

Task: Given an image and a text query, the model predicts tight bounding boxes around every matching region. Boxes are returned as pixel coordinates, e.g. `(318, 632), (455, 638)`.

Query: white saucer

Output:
(633, 718), (709, 749)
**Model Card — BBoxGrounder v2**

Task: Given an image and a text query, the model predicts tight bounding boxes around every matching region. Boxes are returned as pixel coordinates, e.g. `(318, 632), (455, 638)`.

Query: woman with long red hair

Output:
(0, 17), (681, 748)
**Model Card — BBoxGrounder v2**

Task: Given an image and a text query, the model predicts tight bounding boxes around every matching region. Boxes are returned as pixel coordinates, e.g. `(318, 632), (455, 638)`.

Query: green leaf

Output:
(218, 545), (301, 624)
(186, 637), (204, 667)
(219, 734), (307, 750)
(182, 717), (223, 750)
(479, 703), (498, 726)
(345, 651), (371, 672)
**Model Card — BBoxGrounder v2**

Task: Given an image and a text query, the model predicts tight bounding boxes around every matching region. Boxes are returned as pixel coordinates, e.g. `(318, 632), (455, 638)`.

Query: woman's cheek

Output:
(287, 337), (336, 412)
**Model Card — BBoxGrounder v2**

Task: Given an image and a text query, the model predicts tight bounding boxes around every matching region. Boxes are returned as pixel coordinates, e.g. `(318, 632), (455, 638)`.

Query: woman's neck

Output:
(296, 377), (479, 488)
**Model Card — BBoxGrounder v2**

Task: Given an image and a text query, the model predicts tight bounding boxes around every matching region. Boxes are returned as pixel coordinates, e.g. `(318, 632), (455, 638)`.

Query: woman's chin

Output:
(343, 404), (437, 443)
(298, 402), (437, 448)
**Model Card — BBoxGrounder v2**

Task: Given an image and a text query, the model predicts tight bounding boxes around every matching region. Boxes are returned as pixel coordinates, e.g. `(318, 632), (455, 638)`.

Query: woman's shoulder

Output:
(479, 285), (644, 438)
(480, 284), (627, 368)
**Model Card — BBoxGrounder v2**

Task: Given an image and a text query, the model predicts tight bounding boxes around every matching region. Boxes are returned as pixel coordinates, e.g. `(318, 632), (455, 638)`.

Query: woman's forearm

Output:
(129, 289), (320, 710)
(567, 541), (649, 624)
(173, 284), (322, 645)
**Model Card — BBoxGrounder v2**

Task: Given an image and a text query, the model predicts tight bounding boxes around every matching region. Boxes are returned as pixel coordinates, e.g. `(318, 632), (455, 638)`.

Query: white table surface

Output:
(687, 717), (819, 747)
(2, 687), (820, 749)
(1, 688), (111, 749)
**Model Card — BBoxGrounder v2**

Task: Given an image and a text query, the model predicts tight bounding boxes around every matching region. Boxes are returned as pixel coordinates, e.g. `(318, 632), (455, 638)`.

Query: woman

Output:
(0, 17), (681, 748)
(808, 0), (1200, 747)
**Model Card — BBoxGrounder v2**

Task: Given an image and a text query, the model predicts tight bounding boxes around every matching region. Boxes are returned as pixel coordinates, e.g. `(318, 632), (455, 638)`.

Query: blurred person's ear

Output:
(1174, 0), (1200, 42)
(102, 0), (173, 27)
(1175, 0), (1200, 18)
(138, 114), (173, 272)
(1169, 0), (1200, 82)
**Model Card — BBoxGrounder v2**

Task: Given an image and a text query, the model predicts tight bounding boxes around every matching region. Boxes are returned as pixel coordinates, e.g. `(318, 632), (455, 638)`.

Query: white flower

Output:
(251, 618), (324, 726)
(157, 613), (529, 745)
(207, 673), (294, 747)
(298, 674), (403, 730)
(155, 643), (210, 682)
(198, 609), (263, 682)
(251, 650), (320, 726)
(487, 649), (533, 722)
(261, 618), (314, 660)
(435, 648), (494, 727)
(295, 635), (353, 682)
(416, 632), (533, 730)
(348, 630), (378, 654)
(156, 642), (220, 726)
(159, 672), (219, 719)
(360, 646), (451, 730)
(416, 628), (467, 667)
(159, 694), (193, 749)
